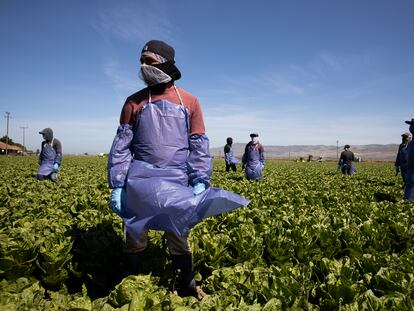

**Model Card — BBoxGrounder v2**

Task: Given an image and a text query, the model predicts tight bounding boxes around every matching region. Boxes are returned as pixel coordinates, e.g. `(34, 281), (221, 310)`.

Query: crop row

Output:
(0, 157), (413, 310)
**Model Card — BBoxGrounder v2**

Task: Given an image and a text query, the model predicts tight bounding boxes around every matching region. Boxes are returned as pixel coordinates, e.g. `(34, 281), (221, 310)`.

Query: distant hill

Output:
(211, 143), (400, 161)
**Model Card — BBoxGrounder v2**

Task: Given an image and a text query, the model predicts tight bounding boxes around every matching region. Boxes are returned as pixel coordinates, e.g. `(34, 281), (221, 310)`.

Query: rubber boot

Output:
(120, 252), (144, 279)
(171, 254), (204, 300)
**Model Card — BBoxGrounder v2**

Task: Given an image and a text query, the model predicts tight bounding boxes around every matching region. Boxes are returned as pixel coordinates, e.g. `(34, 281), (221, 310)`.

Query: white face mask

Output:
(140, 64), (172, 86)
(252, 137), (259, 144)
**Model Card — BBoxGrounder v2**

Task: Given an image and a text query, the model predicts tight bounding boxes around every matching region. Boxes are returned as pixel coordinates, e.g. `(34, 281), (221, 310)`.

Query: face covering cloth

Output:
(140, 64), (172, 86)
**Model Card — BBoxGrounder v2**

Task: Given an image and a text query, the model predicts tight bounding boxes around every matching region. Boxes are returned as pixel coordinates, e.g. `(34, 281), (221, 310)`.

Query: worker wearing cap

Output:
(242, 133), (265, 180)
(224, 137), (239, 172)
(37, 128), (62, 182)
(395, 132), (412, 186)
(338, 145), (356, 176)
(404, 118), (414, 200)
(107, 40), (249, 299)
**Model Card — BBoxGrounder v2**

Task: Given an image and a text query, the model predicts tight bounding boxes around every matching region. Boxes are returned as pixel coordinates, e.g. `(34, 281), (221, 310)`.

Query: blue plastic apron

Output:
(38, 139), (56, 176)
(245, 145), (263, 180)
(225, 147), (239, 165)
(123, 87), (249, 239)
(404, 138), (414, 200)
(399, 146), (409, 182)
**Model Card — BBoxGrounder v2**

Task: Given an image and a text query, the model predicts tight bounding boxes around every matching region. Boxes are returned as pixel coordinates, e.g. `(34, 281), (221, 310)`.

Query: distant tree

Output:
(0, 135), (14, 144)
(0, 136), (24, 149)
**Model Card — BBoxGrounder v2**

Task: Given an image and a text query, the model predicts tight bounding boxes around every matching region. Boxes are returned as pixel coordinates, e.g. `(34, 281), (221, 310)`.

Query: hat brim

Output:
(405, 120), (414, 125)
(170, 63), (181, 81)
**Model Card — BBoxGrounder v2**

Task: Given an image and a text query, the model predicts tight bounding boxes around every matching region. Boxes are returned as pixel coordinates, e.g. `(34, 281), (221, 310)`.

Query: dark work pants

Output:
(37, 173), (57, 182)
(225, 163), (236, 172)
(341, 165), (351, 176)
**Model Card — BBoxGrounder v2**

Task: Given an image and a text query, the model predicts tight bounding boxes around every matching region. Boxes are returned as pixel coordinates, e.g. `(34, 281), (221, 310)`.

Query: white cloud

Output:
(94, 1), (179, 102)
(91, 1), (176, 43)
(204, 104), (406, 148)
(103, 60), (142, 97)
(264, 75), (305, 95)
(318, 52), (342, 71)
(195, 49), (412, 148)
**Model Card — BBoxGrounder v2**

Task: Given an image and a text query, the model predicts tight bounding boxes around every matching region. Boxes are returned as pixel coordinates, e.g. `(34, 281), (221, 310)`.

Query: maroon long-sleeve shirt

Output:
(120, 85), (205, 135)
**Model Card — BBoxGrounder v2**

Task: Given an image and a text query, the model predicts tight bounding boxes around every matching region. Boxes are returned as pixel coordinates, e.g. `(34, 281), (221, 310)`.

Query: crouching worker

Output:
(107, 40), (249, 300)
(37, 128), (62, 182)
(404, 118), (414, 200)
(242, 133), (265, 180)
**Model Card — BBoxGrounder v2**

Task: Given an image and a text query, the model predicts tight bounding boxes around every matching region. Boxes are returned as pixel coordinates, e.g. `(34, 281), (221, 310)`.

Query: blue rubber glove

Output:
(53, 163), (59, 172)
(192, 183), (206, 196)
(110, 188), (126, 216)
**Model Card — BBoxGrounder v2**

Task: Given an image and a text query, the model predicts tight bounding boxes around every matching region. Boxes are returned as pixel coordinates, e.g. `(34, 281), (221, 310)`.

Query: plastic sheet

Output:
(109, 97), (249, 236)
(225, 149), (240, 165)
(124, 175), (249, 239)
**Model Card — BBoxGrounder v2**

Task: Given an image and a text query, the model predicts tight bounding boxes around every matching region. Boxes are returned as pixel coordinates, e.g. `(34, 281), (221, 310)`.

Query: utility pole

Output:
(20, 126), (28, 153)
(4, 112), (11, 155)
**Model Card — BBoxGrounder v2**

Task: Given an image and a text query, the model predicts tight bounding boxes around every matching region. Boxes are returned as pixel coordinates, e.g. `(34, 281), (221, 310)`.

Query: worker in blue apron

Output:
(37, 128), (62, 182)
(122, 89), (248, 237)
(224, 137), (239, 172)
(338, 145), (357, 176)
(404, 118), (414, 200)
(242, 133), (265, 180)
(395, 132), (411, 187)
(107, 40), (249, 299)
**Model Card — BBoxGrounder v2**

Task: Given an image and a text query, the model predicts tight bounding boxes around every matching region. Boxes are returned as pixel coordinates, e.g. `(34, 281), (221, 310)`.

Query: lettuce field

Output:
(1, 156), (414, 310)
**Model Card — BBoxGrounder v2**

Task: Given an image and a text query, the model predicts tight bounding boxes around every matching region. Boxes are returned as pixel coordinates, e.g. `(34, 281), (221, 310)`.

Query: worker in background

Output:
(338, 145), (356, 176)
(395, 132), (412, 187)
(107, 40), (249, 300)
(242, 133), (265, 180)
(404, 118), (414, 200)
(224, 137), (239, 172)
(37, 128), (62, 182)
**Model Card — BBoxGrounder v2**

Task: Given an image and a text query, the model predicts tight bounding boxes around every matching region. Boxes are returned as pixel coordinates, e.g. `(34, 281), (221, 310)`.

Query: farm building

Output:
(0, 142), (23, 155)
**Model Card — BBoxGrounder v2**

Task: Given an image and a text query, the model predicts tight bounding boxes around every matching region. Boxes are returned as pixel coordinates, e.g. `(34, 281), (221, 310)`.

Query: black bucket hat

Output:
(142, 40), (175, 61)
(405, 118), (414, 125)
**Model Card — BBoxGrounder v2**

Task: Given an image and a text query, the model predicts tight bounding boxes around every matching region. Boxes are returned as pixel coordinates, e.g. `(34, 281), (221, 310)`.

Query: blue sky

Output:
(1, 0), (413, 154)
